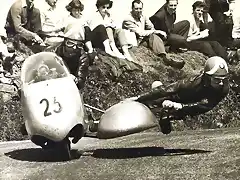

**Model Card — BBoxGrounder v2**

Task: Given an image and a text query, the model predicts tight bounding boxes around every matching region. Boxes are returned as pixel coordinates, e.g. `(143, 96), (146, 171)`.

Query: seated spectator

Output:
(87, 0), (134, 61)
(149, 0), (190, 52)
(40, 0), (66, 48)
(0, 26), (16, 74)
(5, 0), (44, 45)
(65, 0), (95, 59)
(187, 1), (227, 60)
(56, 24), (92, 89)
(122, 0), (185, 69)
(203, 0), (235, 47)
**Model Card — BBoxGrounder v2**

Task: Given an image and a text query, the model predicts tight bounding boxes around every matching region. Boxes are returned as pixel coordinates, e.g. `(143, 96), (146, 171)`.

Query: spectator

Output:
(40, 0), (66, 49)
(5, 0), (43, 45)
(149, 0), (190, 52)
(123, 0), (185, 69)
(87, 0), (134, 61)
(203, 0), (237, 47)
(187, 1), (228, 60)
(0, 29), (14, 60)
(65, 0), (95, 60)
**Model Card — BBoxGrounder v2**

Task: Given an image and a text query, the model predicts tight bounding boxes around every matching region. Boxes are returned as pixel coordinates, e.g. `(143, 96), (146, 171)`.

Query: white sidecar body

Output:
(97, 100), (158, 139)
(21, 52), (88, 142)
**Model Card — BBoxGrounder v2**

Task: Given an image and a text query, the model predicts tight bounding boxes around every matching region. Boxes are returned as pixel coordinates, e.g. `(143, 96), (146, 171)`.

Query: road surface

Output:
(0, 128), (240, 180)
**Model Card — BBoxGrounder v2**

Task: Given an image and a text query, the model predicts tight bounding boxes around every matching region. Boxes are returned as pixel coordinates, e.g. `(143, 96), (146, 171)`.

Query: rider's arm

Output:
(137, 81), (182, 104)
(174, 96), (224, 118)
(136, 74), (200, 104)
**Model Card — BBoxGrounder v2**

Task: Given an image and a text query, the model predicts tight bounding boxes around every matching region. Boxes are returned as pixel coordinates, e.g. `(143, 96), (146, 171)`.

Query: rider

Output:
(130, 56), (230, 134)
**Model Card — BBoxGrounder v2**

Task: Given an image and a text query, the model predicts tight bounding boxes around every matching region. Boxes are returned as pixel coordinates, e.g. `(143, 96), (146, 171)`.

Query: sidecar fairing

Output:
(21, 52), (88, 143)
(97, 100), (158, 139)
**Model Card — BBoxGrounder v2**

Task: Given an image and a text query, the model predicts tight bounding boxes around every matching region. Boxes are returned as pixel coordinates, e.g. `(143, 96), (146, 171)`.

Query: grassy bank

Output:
(0, 46), (240, 141)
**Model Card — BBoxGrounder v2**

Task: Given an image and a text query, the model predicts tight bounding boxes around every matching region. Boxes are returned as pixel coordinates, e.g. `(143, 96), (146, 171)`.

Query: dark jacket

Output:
(56, 44), (89, 89)
(205, 0), (234, 13)
(137, 73), (229, 118)
(6, 0), (42, 40)
(149, 3), (176, 35)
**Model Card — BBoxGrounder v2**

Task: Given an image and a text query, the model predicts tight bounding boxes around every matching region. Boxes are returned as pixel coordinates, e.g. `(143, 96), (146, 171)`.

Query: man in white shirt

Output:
(40, 0), (67, 49)
(123, 0), (185, 69)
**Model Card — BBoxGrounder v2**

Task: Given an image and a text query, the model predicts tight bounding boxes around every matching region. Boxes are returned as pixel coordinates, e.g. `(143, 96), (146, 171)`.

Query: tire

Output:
(54, 138), (71, 161)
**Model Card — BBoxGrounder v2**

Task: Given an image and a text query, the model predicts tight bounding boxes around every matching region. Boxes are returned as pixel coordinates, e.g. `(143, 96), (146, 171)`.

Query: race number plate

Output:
(39, 97), (62, 117)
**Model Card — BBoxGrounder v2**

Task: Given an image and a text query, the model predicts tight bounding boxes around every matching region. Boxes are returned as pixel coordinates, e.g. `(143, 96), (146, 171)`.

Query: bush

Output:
(0, 97), (25, 141)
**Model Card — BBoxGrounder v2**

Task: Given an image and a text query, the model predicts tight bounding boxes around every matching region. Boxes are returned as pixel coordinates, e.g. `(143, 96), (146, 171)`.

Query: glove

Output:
(162, 100), (182, 110)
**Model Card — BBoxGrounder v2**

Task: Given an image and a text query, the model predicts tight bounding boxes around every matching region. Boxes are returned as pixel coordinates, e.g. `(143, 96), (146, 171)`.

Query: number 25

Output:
(40, 97), (62, 117)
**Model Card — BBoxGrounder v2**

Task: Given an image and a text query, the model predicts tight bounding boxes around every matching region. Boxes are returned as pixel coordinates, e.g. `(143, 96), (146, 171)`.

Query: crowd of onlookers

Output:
(0, 0), (240, 88)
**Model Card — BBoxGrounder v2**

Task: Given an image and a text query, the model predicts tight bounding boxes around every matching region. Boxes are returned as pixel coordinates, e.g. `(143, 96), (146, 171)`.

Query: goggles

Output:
(102, 5), (111, 9)
(65, 40), (83, 49)
(210, 76), (229, 84)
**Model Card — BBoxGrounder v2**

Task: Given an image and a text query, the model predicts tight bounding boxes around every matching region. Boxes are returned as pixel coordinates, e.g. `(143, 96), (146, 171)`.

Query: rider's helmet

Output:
(204, 56), (229, 77)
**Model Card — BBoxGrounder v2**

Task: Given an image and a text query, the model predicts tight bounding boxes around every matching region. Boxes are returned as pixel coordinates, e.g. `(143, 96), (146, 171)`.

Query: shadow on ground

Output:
(5, 146), (211, 162)
(88, 146), (211, 159)
(4, 148), (82, 162)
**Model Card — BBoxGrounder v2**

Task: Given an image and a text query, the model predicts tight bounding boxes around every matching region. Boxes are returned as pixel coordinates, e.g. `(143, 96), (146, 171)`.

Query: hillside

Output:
(1, 44), (240, 141)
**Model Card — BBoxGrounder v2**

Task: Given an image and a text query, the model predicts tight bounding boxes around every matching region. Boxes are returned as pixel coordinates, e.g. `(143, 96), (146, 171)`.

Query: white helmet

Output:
(204, 56), (229, 77)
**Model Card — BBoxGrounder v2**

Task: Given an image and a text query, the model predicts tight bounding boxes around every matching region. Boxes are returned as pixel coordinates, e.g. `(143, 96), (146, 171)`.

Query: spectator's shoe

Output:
(169, 47), (188, 53)
(161, 54), (185, 69)
(88, 51), (98, 66)
(178, 48), (188, 53)
(2, 53), (17, 74)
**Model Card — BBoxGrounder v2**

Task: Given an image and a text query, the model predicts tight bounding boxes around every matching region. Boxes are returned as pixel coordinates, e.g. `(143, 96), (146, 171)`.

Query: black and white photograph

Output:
(0, 0), (240, 179)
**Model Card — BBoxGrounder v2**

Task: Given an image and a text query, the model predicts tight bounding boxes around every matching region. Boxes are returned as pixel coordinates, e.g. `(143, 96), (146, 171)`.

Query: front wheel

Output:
(51, 138), (71, 161)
